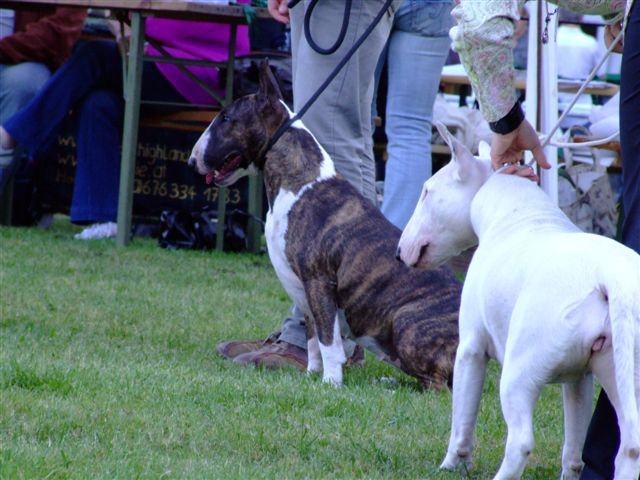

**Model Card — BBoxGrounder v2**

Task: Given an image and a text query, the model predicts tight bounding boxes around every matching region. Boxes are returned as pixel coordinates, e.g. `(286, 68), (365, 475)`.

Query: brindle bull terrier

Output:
(188, 61), (460, 389)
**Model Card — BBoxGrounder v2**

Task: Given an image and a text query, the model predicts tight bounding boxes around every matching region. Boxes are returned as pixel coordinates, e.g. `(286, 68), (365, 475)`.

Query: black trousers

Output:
(580, 3), (640, 479)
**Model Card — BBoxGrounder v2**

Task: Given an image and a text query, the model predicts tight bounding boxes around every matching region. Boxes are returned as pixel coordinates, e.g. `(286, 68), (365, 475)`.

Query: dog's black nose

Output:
(395, 246), (402, 261)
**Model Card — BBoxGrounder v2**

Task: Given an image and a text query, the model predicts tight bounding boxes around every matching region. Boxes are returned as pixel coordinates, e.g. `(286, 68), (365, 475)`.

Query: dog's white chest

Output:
(265, 189), (308, 311)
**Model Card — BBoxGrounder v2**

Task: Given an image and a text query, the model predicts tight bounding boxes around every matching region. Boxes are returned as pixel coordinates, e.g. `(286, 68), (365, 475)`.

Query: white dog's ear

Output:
(478, 141), (491, 159)
(435, 121), (476, 182)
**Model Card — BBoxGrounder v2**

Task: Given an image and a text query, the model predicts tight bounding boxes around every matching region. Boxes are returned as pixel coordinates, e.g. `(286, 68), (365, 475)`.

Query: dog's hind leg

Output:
(304, 279), (346, 386)
(592, 349), (640, 480)
(560, 375), (594, 480)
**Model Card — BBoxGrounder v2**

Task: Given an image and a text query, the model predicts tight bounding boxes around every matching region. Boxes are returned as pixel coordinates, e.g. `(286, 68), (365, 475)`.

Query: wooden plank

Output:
(0, 1), (270, 22)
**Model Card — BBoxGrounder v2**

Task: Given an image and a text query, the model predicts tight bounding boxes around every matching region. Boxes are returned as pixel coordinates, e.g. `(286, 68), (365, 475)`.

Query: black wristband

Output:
(489, 101), (525, 134)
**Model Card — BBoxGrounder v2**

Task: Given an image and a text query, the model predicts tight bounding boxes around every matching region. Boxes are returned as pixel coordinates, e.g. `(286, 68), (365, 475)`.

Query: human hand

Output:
(604, 22), (624, 53)
(107, 18), (131, 43)
(491, 119), (551, 172)
(499, 163), (540, 182)
(268, 0), (290, 24)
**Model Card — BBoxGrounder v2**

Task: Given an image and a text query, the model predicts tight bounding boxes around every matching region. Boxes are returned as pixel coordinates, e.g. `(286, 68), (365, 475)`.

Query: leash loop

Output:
(303, 0), (352, 55)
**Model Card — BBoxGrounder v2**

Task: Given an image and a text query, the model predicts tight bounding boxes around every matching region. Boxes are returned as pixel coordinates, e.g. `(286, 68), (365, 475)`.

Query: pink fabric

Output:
(145, 17), (251, 106)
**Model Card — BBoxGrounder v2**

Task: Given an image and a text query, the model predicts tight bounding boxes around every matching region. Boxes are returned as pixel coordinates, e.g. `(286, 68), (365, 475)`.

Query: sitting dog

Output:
(397, 122), (640, 479)
(188, 62), (460, 389)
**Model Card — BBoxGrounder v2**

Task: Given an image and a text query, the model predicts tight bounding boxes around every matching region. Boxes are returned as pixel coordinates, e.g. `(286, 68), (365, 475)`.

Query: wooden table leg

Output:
(116, 12), (145, 246)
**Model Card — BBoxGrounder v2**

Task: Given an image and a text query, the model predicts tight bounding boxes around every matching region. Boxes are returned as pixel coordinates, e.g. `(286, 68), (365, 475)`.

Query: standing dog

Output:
(397, 123), (640, 479)
(188, 62), (460, 389)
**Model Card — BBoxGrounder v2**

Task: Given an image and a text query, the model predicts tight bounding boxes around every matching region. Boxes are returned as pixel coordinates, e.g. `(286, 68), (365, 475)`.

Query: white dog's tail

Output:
(605, 271), (640, 462)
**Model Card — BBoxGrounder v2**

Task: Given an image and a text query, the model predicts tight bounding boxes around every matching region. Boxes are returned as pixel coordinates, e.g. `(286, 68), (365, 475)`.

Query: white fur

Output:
(399, 122), (640, 480)
(317, 314), (347, 385)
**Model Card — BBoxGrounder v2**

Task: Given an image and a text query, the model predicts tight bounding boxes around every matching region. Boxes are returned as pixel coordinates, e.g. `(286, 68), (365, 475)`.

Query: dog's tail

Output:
(604, 266), (640, 460)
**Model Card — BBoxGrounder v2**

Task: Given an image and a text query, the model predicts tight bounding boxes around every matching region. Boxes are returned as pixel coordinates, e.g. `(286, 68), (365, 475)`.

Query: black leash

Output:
(260, 0), (394, 162)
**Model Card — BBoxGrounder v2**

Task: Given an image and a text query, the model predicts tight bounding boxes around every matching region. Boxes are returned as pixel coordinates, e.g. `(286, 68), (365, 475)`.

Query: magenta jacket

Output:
(145, 17), (251, 106)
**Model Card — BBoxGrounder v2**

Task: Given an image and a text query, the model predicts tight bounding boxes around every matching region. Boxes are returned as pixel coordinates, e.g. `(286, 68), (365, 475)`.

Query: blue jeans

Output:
(3, 40), (184, 224)
(380, 0), (453, 229)
(0, 62), (51, 166)
(0, 62), (51, 126)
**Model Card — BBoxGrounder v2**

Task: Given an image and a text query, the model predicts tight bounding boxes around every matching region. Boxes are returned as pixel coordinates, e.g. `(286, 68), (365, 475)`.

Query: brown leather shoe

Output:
(216, 331), (280, 360)
(346, 344), (365, 367)
(233, 340), (307, 371)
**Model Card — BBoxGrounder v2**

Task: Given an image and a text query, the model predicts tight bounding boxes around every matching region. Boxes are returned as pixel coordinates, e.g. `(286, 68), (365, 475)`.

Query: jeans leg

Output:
(0, 62), (51, 125)
(381, 32), (450, 229)
(3, 40), (123, 158)
(0, 62), (50, 162)
(70, 90), (123, 224)
(68, 61), (186, 225)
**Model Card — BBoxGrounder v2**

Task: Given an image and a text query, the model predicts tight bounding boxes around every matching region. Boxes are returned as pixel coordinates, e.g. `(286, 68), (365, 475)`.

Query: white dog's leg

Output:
(307, 334), (322, 374)
(319, 313), (346, 386)
(560, 375), (594, 480)
(493, 362), (542, 480)
(592, 348), (640, 480)
(441, 340), (488, 471)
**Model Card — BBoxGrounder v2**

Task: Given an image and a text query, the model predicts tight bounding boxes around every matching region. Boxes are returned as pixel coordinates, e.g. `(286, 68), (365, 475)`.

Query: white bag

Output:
(558, 127), (618, 238)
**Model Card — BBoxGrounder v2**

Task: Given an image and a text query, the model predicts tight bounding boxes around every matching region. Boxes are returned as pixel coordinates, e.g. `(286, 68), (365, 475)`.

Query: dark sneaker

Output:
(216, 331), (280, 360)
(233, 340), (307, 371)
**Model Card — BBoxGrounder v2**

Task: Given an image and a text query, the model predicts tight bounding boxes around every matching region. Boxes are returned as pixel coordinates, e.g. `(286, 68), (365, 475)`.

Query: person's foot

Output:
(346, 344), (365, 367)
(216, 331), (280, 360)
(0, 126), (16, 150)
(74, 222), (117, 240)
(233, 340), (308, 371)
(231, 340), (365, 372)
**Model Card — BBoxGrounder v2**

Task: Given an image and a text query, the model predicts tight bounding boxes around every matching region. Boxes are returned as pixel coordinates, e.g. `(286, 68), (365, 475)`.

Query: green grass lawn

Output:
(1, 217), (573, 479)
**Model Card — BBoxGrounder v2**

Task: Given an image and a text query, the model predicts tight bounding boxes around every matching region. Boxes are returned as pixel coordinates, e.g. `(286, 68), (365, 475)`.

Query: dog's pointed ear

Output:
(478, 141), (491, 160)
(258, 59), (283, 101)
(435, 121), (475, 182)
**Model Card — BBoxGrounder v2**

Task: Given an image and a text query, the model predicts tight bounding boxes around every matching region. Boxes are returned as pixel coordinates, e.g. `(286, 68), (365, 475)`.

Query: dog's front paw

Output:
(440, 451), (471, 471)
(306, 360), (322, 374)
(321, 370), (343, 387)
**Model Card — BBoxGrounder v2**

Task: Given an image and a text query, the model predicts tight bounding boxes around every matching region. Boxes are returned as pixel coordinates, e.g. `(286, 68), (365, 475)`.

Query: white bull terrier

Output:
(397, 122), (640, 480)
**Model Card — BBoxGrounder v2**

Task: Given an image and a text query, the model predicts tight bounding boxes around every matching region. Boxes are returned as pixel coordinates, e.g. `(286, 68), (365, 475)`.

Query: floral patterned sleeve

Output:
(450, 0), (627, 124)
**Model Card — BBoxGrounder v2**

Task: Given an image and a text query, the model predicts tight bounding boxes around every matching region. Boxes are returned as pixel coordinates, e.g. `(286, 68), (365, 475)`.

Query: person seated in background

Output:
(556, 7), (601, 125)
(557, 8), (600, 81)
(0, 7), (87, 194)
(0, 14), (250, 240)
